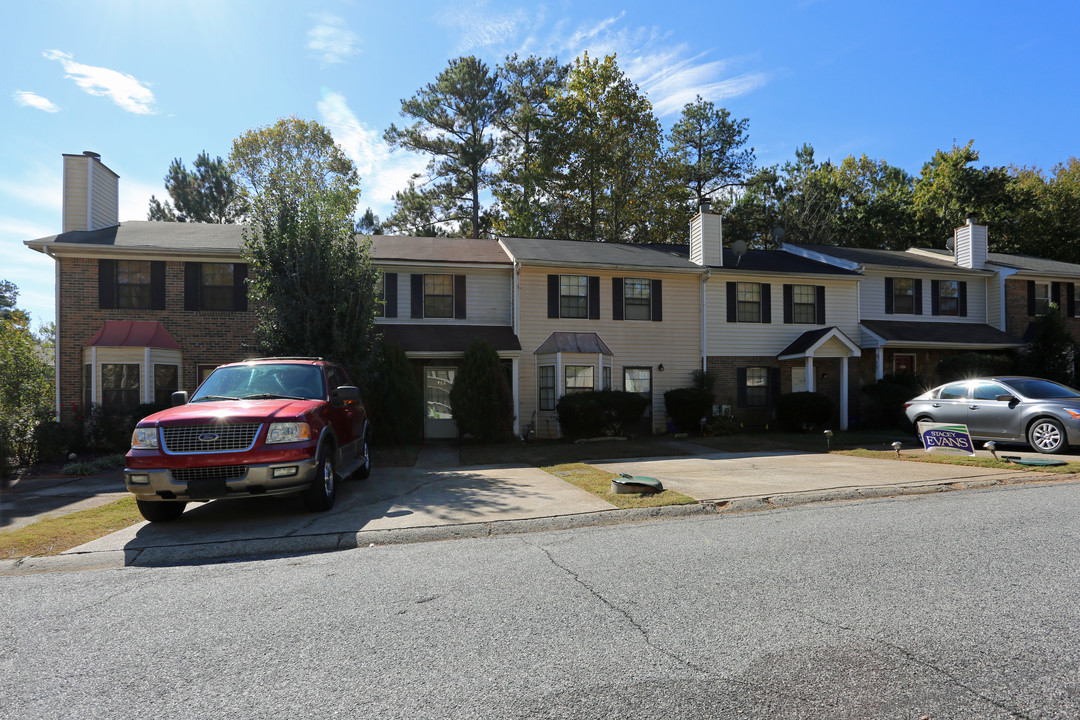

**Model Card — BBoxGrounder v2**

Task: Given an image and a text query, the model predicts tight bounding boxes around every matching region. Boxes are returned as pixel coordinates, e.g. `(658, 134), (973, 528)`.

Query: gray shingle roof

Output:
(25, 221), (245, 252)
(500, 237), (702, 271)
(379, 324), (521, 353)
(371, 236), (510, 264)
(917, 247), (1080, 276)
(787, 243), (988, 273)
(861, 319), (1024, 347)
(710, 248), (860, 276)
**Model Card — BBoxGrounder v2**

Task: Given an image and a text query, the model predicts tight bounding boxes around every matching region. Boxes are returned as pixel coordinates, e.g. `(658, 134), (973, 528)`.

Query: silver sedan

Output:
(903, 376), (1080, 454)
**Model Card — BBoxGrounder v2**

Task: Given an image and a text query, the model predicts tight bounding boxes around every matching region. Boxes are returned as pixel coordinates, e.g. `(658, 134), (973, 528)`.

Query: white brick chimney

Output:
(689, 200), (722, 267)
(953, 214), (987, 269)
(62, 151), (119, 233)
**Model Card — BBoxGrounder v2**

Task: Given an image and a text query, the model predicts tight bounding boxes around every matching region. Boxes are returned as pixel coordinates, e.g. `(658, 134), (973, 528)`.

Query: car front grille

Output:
(161, 424), (262, 454)
(171, 465), (248, 483)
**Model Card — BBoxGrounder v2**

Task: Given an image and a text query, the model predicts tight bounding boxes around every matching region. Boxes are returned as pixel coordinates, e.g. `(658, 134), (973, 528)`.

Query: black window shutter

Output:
(151, 261), (166, 310)
(588, 276), (600, 319)
(98, 259), (116, 309)
(234, 263), (248, 312)
(547, 274), (559, 318)
(1053, 282), (1063, 308)
(184, 263), (201, 311)
(651, 279), (663, 322)
(782, 284), (793, 324)
(769, 367), (781, 407)
(454, 274), (467, 319)
(384, 272), (398, 318)
(761, 283), (771, 323)
(959, 281), (967, 317)
(726, 282), (737, 323)
(411, 274), (424, 318)
(884, 277), (894, 314)
(816, 285), (826, 324)
(913, 279), (922, 316)
(930, 279), (940, 315)
(736, 368), (747, 407)
(612, 278), (624, 321)
(1027, 280), (1036, 316)
(1068, 283), (1076, 317)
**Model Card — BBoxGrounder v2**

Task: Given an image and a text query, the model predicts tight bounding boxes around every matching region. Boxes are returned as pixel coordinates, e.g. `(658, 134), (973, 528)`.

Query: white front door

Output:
(424, 367), (457, 439)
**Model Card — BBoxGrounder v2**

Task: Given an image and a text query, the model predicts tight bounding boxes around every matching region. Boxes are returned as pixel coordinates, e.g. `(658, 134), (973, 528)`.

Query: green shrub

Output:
(861, 374), (926, 429)
(664, 388), (715, 433)
(34, 421), (70, 463)
(449, 339), (515, 442)
(556, 390), (648, 439)
(363, 343), (423, 446)
(776, 392), (834, 433)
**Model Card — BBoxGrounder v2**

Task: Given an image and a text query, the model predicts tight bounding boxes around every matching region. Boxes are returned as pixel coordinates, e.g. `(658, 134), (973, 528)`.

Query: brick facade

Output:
(57, 256), (256, 424)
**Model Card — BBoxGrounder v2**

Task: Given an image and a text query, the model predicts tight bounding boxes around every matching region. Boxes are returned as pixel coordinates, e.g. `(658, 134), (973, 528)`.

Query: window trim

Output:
(538, 365), (556, 411)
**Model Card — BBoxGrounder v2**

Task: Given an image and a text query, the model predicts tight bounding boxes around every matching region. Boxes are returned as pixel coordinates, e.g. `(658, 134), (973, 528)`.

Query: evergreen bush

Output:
(776, 391), (834, 432)
(448, 339), (515, 442)
(663, 387), (715, 433)
(556, 390), (648, 439)
(363, 343), (423, 446)
(861, 374), (926, 429)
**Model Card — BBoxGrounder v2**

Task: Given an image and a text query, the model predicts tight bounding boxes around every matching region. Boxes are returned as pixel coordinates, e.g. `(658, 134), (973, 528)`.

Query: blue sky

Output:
(4, 0), (1078, 328)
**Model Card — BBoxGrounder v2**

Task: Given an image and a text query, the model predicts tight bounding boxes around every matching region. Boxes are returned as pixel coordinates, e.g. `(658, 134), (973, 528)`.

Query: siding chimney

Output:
(953, 214), (987, 269)
(62, 151), (119, 233)
(689, 203), (722, 267)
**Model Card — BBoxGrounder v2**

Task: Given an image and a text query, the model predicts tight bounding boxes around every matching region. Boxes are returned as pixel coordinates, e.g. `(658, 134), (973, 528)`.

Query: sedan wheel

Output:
(1029, 418), (1067, 454)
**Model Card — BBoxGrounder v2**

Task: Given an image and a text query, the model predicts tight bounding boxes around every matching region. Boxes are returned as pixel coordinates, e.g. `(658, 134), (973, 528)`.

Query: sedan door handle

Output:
(969, 405), (980, 410)
(931, 403), (941, 408)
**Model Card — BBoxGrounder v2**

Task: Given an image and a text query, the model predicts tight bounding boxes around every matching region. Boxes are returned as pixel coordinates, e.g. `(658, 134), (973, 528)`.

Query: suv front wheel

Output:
(137, 499), (187, 523)
(303, 447), (337, 511)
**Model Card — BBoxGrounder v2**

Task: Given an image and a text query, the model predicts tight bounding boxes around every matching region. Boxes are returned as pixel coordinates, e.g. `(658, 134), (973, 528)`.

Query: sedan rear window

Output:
(936, 383), (968, 400)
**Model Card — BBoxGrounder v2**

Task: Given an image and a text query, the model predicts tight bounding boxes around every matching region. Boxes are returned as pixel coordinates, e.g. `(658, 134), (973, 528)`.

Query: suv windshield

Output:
(1004, 378), (1080, 399)
(191, 364), (325, 401)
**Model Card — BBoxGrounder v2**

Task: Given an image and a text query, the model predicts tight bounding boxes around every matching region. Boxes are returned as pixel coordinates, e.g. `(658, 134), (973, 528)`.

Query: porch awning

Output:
(534, 332), (613, 356)
(860, 319), (1024, 349)
(777, 326), (860, 360)
(84, 320), (180, 349)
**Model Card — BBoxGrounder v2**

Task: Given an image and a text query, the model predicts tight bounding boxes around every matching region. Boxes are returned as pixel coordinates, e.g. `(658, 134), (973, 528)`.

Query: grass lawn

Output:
(0, 496), (143, 559)
(689, 429), (912, 454)
(542, 463), (698, 509)
(839, 448), (1080, 474)
(459, 437), (687, 467)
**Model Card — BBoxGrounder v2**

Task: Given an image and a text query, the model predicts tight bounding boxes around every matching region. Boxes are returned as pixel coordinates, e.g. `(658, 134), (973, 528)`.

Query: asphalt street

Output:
(3, 481), (1078, 719)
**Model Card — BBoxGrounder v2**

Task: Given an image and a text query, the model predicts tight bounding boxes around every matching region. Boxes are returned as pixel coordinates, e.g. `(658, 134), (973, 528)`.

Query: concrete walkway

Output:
(1, 440), (1072, 575)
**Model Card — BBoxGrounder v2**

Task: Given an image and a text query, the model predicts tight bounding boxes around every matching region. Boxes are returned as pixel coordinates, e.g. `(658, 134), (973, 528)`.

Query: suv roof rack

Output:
(242, 356), (326, 362)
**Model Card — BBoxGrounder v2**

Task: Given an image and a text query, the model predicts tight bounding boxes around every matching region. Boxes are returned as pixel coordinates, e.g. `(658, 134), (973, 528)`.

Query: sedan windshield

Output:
(192, 364), (325, 401)
(1003, 378), (1080, 399)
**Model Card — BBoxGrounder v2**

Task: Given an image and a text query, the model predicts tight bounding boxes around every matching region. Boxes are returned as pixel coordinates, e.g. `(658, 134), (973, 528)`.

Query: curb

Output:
(2, 473), (1076, 576)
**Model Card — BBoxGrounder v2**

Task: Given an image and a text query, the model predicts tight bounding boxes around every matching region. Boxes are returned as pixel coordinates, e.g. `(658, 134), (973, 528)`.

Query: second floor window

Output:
(937, 280), (959, 316)
(891, 277), (916, 314)
(560, 275), (588, 318)
(792, 284), (817, 324)
(623, 278), (651, 320)
(116, 260), (152, 309)
(737, 282), (762, 323)
(200, 263), (235, 310)
(425, 274), (454, 318)
(1033, 281), (1051, 315)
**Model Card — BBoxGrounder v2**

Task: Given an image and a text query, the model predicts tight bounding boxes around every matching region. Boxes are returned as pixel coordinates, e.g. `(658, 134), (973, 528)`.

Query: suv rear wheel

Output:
(303, 447), (336, 511)
(355, 434), (371, 480)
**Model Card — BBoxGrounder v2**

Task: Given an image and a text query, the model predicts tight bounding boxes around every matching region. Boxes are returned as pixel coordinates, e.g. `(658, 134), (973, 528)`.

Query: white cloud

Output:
(438, 0), (528, 51)
(307, 13), (361, 65)
(317, 90), (428, 218)
(43, 49), (156, 115)
(13, 91), (59, 112)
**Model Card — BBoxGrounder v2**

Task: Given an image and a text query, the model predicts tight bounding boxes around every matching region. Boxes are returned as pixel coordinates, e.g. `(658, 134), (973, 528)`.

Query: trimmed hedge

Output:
(556, 390), (648, 439)
(775, 392), (834, 433)
(363, 343), (423, 446)
(449, 339), (515, 442)
(663, 387), (715, 433)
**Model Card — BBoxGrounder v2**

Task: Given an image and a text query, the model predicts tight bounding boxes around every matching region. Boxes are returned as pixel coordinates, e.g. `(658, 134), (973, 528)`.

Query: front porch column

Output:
(875, 347), (884, 380)
(805, 357), (815, 392)
(840, 356), (849, 430)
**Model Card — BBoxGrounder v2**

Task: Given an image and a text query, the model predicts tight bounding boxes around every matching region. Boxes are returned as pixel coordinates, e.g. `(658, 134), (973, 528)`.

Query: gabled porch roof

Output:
(777, 326), (861, 360)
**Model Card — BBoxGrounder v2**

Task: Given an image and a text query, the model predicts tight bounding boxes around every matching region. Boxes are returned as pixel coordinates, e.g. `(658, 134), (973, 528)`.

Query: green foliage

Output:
(381, 179), (450, 237)
(62, 454), (126, 477)
(448, 340), (515, 442)
(363, 343), (423, 446)
(0, 287), (54, 467)
(147, 151), (247, 223)
(556, 390), (649, 439)
(544, 52), (688, 243)
(776, 392), (835, 433)
(669, 96), (755, 206)
(229, 117), (379, 379)
(861, 374), (927, 430)
(384, 56), (504, 238)
(935, 352), (1017, 383)
(691, 369), (718, 393)
(69, 402), (167, 454)
(663, 388), (715, 433)
(1018, 303), (1077, 384)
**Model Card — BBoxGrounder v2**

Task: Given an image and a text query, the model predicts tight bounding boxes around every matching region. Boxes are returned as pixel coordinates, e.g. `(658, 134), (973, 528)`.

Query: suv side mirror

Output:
(335, 385), (360, 402)
(171, 390), (189, 406)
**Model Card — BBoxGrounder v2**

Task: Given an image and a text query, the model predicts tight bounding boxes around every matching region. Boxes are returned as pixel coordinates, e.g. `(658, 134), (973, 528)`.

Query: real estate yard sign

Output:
(917, 421), (975, 455)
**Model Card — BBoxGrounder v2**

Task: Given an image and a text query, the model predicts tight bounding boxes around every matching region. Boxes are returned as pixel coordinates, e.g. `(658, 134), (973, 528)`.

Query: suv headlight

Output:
(267, 422), (312, 444)
(131, 427), (159, 450)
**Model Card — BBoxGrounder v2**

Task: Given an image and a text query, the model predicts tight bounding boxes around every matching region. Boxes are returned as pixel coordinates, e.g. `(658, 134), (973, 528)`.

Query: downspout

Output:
(48, 247), (60, 420)
(701, 268), (711, 373)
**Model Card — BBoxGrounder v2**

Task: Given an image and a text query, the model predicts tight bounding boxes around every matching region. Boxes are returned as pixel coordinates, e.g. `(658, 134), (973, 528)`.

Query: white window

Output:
(737, 283), (762, 323)
(624, 278), (651, 321)
(565, 366), (594, 394)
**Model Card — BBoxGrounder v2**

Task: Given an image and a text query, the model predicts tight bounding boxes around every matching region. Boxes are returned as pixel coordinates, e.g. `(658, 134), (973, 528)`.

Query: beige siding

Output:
(375, 265), (512, 325)
(705, 274), (861, 356)
(517, 266), (703, 436)
(62, 155), (89, 233)
(89, 159), (119, 230)
(859, 273), (989, 322)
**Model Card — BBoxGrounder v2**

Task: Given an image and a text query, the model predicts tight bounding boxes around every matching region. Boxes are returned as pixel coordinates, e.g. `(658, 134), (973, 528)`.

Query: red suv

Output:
(125, 358), (371, 522)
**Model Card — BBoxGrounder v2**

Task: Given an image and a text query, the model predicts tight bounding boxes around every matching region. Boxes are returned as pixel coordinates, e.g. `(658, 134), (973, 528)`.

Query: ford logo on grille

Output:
(197, 432), (220, 442)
